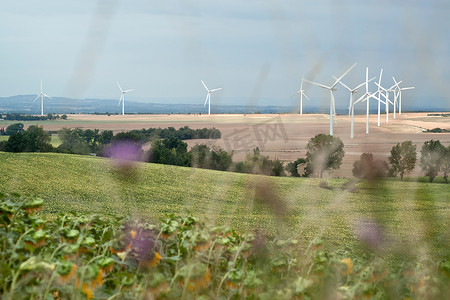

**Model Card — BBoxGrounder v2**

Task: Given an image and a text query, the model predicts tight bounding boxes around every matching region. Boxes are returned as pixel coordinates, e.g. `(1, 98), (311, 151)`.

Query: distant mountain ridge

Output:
(0, 95), (447, 115)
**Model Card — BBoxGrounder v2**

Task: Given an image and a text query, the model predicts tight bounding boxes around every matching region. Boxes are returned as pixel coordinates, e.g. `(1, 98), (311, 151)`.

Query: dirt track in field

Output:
(30, 112), (450, 177)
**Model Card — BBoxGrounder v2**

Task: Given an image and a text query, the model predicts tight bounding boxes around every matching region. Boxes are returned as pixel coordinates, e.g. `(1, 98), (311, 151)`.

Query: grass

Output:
(0, 152), (448, 255)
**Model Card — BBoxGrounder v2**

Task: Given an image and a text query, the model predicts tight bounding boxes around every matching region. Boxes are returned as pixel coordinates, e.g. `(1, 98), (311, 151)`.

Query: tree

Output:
(5, 123), (24, 135)
(305, 134), (344, 178)
(441, 146), (450, 183)
(388, 141), (417, 180)
(271, 159), (285, 176)
(148, 137), (190, 167)
(61, 114), (68, 120)
(420, 140), (445, 183)
(286, 158), (306, 177)
(3, 125), (52, 153)
(353, 153), (389, 180)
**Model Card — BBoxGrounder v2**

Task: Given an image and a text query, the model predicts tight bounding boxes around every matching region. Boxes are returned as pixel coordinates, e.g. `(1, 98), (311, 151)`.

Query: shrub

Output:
(353, 153), (389, 180)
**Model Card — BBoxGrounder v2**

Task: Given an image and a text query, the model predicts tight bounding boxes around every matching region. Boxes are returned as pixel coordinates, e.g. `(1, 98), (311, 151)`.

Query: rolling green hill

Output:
(0, 152), (448, 252)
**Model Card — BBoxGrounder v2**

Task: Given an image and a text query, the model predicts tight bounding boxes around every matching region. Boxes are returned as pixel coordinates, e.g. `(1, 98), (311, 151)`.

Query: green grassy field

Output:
(0, 151), (448, 255)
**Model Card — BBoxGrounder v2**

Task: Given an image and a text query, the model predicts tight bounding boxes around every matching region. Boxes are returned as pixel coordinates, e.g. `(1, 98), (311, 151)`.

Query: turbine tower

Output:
(375, 81), (399, 123)
(303, 63), (357, 136)
(335, 75), (375, 139)
(353, 68), (380, 134)
(392, 77), (414, 116)
(373, 69), (387, 127)
(201, 80), (222, 116)
(117, 82), (134, 116)
(33, 80), (53, 116)
(292, 78), (310, 115)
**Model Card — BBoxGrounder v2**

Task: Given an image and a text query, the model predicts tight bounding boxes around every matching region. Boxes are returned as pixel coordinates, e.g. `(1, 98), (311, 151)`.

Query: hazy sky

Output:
(1, 0), (449, 109)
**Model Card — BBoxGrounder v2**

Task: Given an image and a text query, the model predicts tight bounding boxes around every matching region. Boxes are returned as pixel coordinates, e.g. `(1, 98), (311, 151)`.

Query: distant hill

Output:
(0, 95), (447, 115)
(0, 95), (294, 115)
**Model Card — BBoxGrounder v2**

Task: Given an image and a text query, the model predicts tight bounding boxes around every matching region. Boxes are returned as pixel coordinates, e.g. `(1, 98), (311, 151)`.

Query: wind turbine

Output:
(372, 69), (388, 127)
(292, 78), (310, 115)
(334, 75), (375, 139)
(117, 82), (134, 115)
(33, 80), (53, 116)
(201, 80), (222, 116)
(375, 81), (400, 123)
(353, 68), (381, 134)
(303, 63), (357, 136)
(392, 77), (414, 116)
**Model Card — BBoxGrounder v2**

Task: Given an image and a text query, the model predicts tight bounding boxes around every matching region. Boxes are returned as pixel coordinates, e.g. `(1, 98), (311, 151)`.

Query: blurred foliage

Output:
(1, 194), (448, 299)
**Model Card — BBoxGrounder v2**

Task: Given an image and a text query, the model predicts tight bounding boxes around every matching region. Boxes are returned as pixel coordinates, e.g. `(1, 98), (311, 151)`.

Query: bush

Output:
(352, 153), (389, 180)
(286, 158), (307, 177)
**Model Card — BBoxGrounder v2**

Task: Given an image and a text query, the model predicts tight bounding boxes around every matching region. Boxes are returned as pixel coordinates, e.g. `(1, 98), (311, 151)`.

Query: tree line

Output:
(0, 123), (448, 182)
(0, 113), (67, 122)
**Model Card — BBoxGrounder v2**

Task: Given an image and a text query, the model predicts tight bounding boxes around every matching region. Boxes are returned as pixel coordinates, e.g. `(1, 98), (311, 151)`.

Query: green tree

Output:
(271, 159), (285, 176)
(441, 146), (450, 183)
(286, 158), (306, 177)
(420, 140), (445, 183)
(5, 123), (24, 135)
(388, 141), (417, 180)
(149, 137), (190, 167)
(305, 134), (344, 178)
(61, 114), (68, 120)
(3, 125), (52, 153)
(4, 132), (28, 152)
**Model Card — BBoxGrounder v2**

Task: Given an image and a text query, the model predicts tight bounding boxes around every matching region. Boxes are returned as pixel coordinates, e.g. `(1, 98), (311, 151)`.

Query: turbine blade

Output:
(303, 92), (311, 101)
(374, 82), (387, 91)
(33, 95), (40, 103)
(209, 88), (222, 92)
(303, 79), (330, 90)
(124, 89), (134, 93)
(203, 94), (208, 107)
(401, 87), (415, 90)
(331, 63), (357, 88)
(332, 76), (352, 91)
(42, 93), (53, 100)
(201, 80), (209, 92)
(117, 81), (123, 92)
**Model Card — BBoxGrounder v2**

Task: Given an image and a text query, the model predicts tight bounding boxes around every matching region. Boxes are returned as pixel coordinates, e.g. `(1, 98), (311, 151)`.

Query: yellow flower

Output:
(341, 258), (353, 276)
(81, 283), (94, 300)
(150, 252), (162, 267)
(186, 268), (211, 291)
(130, 229), (137, 240)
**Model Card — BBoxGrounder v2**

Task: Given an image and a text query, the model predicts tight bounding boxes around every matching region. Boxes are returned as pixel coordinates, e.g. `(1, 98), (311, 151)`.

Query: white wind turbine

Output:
(392, 77), (415, 116)
(374, 81), (400, 124)
(372, 69), (388, 127)
(292, 78), (310, 115)
(353, 67), (381, 134)
(201, 80), (222, 116)
(33, 80), (53, 116)
(303, 63), (357, 136)
(334, 75), (375, 139)
(117, 82), (134, 115)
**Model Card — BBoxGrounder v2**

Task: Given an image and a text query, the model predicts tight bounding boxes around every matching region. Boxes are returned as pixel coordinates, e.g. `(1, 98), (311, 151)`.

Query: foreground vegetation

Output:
(1, 194), (448, 299)
(0, 152), (448, 251)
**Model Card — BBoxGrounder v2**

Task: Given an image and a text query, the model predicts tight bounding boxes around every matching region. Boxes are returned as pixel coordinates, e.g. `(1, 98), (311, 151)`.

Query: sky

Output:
(0, 0), (449, 110)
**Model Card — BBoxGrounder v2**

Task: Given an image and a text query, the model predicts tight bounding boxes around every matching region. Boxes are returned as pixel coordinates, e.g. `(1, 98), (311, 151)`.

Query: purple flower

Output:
(354, 219), (384, 250)
(106, 142), (142, 163)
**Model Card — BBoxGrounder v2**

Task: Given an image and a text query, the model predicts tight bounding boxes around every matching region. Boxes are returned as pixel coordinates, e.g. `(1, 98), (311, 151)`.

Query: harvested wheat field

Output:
(11, 112), (450, 177)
